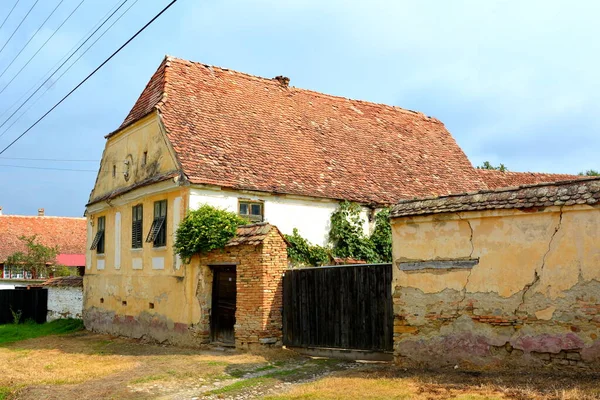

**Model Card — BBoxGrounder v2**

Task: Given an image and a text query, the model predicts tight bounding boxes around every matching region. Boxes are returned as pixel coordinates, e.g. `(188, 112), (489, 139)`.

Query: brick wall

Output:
(194, 228), (288, 348)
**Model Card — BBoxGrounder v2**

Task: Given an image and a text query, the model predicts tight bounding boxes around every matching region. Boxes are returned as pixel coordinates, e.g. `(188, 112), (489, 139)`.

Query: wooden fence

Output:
(282, 263), (393, 352)
(0, 288), (47, 324)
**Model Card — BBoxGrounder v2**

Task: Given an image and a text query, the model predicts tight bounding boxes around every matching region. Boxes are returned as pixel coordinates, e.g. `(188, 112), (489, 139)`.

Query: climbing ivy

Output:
(175, 204), (247, 262)
(329, 201), (378, 262)
(284, 228), (331, 267)
(369, 208), (392, 262)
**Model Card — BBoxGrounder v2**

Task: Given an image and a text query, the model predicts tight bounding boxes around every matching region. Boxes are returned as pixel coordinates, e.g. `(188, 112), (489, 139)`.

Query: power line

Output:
(0, 0), (96, 119)
(0, 0), (65, 82)
(0, 163), (98, 172)
(0, 156), (98, 162)
(0, 0), (40, 57)
(0, 0), (20, 32)
(0, 0), (129, 130)
(0, 0), (179, 156)
(0, 0), (139, 140)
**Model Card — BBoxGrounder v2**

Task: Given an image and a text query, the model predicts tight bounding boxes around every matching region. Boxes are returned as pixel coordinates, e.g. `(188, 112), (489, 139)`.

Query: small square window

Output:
(239, 201), (263, 222)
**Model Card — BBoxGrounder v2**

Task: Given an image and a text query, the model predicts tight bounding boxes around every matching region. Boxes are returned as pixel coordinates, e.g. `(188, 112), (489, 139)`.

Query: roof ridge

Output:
(477, 169), (580, 176)
(0, 215), (85, 219)
(397, 175), (600, 204)
(166, 56), (439, 122)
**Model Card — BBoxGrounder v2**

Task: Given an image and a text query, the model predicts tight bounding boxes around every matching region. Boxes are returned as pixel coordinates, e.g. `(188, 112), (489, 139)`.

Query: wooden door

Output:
(211, 267), (236, 344)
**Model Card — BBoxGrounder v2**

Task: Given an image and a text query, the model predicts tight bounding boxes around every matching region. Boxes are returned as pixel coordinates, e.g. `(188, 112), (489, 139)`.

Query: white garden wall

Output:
(47, 286), (83, 321)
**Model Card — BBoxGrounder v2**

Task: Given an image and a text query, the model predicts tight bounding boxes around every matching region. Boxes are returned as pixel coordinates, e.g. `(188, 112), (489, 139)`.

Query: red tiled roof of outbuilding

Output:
(476, 169), (583, 189)
(116, 56), (488, 205)
(0, 215), (86, 263)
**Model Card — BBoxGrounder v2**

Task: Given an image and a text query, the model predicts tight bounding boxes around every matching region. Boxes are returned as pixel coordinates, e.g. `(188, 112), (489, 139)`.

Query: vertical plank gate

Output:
(0, 288), (48, 324)
(282, 263), (393, 352)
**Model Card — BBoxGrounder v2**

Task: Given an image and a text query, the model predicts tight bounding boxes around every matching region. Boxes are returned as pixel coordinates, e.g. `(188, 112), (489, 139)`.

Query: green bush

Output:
(175, 205), (247, 262)
(285, 228), (331, 267)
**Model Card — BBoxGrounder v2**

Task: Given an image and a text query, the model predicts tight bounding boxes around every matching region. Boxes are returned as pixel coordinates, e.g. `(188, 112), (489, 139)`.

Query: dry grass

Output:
(267, 367), (600, 400)
(1, 332), (599, 400)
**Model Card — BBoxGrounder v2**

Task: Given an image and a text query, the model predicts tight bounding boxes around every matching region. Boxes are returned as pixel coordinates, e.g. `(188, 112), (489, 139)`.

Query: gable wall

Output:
(90, 113), (180, 202)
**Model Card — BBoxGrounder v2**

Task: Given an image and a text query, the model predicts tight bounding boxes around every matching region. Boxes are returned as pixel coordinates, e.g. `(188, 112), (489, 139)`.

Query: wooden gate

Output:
(282, 263), (393, 352)
(0, 288), (48, 324)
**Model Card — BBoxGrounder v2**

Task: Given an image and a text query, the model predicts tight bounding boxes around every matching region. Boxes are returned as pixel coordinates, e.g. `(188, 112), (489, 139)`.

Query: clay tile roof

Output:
(225, 222), (287, 247)
(0, 215), (86, 263)
(42, 276), (83, 287)
(476, 169), (583, 189)
(390, 176), (600, 218)
(116, 56), (488, 205)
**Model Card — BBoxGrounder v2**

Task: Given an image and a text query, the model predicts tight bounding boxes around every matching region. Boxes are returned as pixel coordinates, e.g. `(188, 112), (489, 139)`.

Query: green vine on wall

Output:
(284, 228), (331, 267)
(174, 204), (247, 262)
(286, 201), (392, 266)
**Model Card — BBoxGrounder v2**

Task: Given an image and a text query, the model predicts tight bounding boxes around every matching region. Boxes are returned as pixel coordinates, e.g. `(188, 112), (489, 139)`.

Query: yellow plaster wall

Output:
(392, 206), (599, 299)
(391, 204), (600, 366)
(89, 113), (180, 202)
(84, 188), (200, 327)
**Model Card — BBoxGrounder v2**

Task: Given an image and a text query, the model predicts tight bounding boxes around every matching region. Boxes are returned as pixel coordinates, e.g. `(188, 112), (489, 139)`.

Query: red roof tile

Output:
(476, 169), (583, 189)
(117, 56), (488, 205)
(0, 215), (86, 263)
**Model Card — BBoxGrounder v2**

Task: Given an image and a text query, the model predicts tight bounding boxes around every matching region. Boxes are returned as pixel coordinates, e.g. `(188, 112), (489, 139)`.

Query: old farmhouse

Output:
(84, 56), (578, 347)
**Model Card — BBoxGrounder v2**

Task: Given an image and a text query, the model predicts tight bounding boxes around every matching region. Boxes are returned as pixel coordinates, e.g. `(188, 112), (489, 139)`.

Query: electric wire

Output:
(0, 0), (20, 31)
(0, 0), (140, 140)
(0, 164), (99, 172)
(0, 0), (178, 156)
(0, 0), (65, 82)
(0, 0), (129, 131)
(0, 0), (40, 57)
(0, 156), (98, 162)
(0, 0), (107, 119)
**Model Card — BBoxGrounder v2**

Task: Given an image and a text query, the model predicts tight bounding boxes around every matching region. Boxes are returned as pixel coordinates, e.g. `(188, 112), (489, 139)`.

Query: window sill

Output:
(131, 248), (143, 252)
(152, 246), (167, 251)
(96, 254), (105, 258)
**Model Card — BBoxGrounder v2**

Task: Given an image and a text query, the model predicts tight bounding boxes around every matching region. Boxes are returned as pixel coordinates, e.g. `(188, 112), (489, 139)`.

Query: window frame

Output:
(132, 204), (143, 249)
(238, 200), (264, 222)
(90, 216), (106, 254)
(145, 200), (167, 247)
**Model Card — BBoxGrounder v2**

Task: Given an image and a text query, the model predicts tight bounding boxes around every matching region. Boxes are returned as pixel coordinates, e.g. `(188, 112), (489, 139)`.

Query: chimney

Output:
(0, 206), (3, 216)
(38, 208), (45, 217)
(273, 75), (290, 87)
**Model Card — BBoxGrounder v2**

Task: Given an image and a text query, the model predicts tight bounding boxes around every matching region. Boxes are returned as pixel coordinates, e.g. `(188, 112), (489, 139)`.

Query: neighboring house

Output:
(0, 208), (86, 279)
(83, 55), (580, 346)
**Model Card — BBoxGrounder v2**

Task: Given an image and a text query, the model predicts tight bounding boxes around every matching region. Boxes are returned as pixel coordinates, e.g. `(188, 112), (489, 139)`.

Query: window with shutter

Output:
(132, 204), (143, 248)
(91, 216), (106, 253)
(146, 200), (167, 247)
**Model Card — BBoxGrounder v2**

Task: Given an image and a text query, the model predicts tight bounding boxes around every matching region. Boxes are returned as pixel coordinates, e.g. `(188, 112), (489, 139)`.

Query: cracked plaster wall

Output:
(391, 204), (600, 367)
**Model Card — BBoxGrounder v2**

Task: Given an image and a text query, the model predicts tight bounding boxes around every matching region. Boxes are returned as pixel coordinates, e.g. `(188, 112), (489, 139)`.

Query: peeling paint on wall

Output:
(391, 204), (600, 368)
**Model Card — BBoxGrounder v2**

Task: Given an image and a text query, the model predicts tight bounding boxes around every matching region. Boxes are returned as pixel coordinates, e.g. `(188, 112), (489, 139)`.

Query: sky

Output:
(0, 0), (598, 217)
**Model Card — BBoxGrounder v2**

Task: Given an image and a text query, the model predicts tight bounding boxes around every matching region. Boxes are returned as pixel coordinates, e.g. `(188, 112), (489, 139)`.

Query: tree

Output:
(578, 169), (599, 176)
(477, 161), (508, 172)
(4, 235), (61, 279)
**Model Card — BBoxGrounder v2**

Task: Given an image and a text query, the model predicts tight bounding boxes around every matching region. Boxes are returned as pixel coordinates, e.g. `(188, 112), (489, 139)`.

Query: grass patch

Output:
(0, 319), (83, 345)
(0, 386), (11, 400)
(207, 369), (304, 396)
